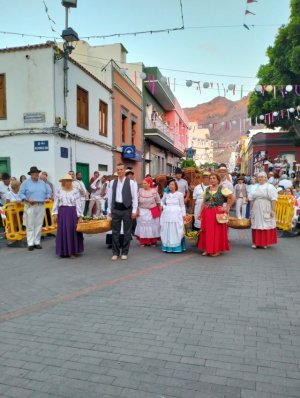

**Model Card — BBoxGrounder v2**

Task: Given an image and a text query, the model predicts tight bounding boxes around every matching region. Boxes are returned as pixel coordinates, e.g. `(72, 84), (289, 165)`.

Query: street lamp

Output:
(62, 0), (77, 7)
(61, 27), (79, 43)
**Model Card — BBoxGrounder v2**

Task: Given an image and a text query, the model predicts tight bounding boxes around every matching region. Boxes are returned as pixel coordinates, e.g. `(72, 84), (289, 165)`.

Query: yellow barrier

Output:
(275, 195), (295, 231)
(3, 201), (57, 241)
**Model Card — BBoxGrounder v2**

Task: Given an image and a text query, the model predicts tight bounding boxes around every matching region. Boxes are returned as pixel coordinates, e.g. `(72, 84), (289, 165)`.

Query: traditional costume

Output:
(135, 178), (161, 246)
(197, 186), (232, 255)
(248, 180), (278, 248)
(52, 174), (84, 257)
(160, 190), (186, 253)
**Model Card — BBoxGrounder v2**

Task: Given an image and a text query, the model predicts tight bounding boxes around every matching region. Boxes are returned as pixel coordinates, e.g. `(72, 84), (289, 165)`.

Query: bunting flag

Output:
(245, 9), (255, 15)
(247, 0), (257, 3)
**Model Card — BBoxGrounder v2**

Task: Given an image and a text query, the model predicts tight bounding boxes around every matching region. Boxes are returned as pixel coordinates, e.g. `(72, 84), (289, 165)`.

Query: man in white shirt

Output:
(0, 173), (11, 206)
(74, 172), (89, 213)
(218, 166), (234, 192)
(175, 168), (190, 204)
(107, 163), (138, 261)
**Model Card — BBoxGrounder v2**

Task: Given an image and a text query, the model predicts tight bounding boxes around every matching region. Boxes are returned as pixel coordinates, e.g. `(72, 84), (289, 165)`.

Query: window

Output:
(131, 119), (137, 146)
(99, 100), (108, 136)
(98, 164), (108, 172)
(0, 74), (7, 119)
(77, 86), (89, 130)
(121, 113), (127, 143)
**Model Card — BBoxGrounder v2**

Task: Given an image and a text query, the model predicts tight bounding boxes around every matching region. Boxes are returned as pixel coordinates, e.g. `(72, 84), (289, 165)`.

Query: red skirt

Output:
(137, 237), (160, 246)
(197, 207), (230, 254)
(252, 229), (277, 247)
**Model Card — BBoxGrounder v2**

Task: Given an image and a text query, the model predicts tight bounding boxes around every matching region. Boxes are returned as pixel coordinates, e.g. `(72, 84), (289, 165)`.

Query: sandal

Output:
(211, 253), (220, 257)
(201, 252), (208, 256)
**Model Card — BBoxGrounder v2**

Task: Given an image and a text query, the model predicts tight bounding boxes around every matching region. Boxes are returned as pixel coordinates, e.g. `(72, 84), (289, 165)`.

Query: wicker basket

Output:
(154, 174), (167, 181)
(184, 214), (193, 227)
(185, 230), (200, 242)
(183, 167), (196, 174)
(76, 219), (112, 234)
(228, 217), (251, 229)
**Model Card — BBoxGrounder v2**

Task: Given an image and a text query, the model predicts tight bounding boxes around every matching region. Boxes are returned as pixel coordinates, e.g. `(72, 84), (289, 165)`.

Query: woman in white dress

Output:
(192, 171), (210, 229)
(135, 177), (161, 246)
(160, 179), (186, 253)
(249, 171), (278, 249)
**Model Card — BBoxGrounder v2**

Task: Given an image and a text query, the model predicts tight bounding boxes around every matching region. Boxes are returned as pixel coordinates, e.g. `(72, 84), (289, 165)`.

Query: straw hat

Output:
(203, 171), (211, 177)
(59, 174), (73, 182)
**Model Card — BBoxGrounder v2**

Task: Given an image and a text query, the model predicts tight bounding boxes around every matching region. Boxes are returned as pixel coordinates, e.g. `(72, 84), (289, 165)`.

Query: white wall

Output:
(0, 134), (56, 182)
(0, 45), (114, 180)
(0, 47), (55, 130)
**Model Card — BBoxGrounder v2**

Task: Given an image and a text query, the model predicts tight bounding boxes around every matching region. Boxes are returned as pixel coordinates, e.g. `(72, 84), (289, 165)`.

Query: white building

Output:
(0, 42), (113, 188)
(188, 122), (214, 166)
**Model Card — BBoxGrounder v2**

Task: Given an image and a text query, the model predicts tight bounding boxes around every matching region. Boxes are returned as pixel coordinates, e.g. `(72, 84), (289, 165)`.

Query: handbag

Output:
(242, 196), (248, 205)
(150, 205), (161, 219)
(216, 213), (229, 224)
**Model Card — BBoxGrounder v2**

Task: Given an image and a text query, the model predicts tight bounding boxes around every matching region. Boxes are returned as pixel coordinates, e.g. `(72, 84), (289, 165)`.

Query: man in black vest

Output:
(107, 163), (138, 260)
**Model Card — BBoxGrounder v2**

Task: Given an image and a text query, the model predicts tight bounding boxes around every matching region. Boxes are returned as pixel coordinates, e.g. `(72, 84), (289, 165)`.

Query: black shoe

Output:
(34, 244), (42, 249)
(28, 246), (34, 251)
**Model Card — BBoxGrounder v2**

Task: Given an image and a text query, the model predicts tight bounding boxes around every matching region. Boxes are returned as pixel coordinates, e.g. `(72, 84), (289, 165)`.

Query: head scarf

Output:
(257, 171), (267, 178)
(144, 177), (154, 188)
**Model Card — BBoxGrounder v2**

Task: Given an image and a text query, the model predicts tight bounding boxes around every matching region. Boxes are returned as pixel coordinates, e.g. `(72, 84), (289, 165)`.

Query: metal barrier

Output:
(275, 195), (295, 231)
(3, 201), (57, 241)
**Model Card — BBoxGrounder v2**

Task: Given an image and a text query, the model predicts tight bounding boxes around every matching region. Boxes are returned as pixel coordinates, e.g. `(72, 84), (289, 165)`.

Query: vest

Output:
(112, 178), (132, 209)
(235, 184), (247, 198)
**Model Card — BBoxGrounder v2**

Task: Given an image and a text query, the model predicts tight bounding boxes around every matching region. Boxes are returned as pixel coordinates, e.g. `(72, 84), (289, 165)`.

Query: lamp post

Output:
(61, 0), (78, 170)
(61, 0), (79, 114)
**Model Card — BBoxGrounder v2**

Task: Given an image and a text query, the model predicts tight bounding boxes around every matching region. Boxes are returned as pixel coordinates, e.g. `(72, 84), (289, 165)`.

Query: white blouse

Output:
(52, 188), (83, 217)
(162, 191), (186, 216)
(248, 183), (278, 202)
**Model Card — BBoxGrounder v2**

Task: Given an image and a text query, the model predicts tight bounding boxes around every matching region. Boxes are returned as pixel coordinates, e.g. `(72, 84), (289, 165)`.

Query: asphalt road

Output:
(0, 230), (300, 398)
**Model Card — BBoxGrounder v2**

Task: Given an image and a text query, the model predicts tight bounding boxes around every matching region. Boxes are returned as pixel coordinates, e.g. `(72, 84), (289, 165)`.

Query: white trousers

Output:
(24, 203), (45, 246)
(87, 198), (102, 217)
(236, 197), (246, 219)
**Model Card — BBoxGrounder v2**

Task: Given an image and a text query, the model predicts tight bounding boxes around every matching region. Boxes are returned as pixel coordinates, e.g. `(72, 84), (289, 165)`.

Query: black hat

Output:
(175, 167), (183, 174)
(28, 166), (41, 175)
(1, 172), (11, 180)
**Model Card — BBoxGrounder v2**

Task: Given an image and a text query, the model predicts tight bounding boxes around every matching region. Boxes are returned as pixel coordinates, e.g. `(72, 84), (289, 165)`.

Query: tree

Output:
(248, 0), (300, 140)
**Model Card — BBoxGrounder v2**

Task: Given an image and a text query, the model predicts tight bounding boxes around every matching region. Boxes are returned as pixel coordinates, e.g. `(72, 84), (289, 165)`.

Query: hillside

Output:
(184, 96), (250, 163)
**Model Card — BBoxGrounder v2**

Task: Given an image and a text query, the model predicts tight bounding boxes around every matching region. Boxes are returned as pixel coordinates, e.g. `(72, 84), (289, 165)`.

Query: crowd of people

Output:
(0, 160), (299, 260)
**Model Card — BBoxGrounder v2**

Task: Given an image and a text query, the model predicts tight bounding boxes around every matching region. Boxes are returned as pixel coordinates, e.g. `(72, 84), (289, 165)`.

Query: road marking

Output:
(0, 253), (196, 323)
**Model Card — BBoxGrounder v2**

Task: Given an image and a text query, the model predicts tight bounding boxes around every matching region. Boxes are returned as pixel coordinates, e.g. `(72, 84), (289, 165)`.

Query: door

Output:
(0, 157), (11, 175)
(76, 162), (90, 191)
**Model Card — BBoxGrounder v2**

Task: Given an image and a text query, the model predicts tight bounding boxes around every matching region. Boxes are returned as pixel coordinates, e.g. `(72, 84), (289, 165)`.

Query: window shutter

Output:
(0, 74), (7, 119)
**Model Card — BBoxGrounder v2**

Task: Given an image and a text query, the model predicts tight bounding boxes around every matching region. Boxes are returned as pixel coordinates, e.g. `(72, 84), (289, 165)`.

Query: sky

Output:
(0, 0), (291, 108)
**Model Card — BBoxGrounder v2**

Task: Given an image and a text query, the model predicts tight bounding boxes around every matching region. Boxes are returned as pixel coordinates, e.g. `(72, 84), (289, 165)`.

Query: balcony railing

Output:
(145, 116), (186, 155)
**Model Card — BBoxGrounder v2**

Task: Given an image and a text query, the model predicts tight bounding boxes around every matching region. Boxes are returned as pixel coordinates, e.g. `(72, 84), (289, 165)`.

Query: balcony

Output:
(144, 67), (175, 110)
(144, 116), (185, 158)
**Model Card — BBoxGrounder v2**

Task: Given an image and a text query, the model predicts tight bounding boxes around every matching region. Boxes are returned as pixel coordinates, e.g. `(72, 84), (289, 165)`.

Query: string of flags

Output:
(42, 0), (59, 36)
(254, 84), (300, 97)
(244, 0), (257, 30)
(193, 105), (300, 133)
(253, 105), (300, 126)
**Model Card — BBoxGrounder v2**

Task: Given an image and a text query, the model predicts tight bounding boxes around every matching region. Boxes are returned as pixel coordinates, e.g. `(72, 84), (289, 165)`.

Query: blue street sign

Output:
(60, 147), (68, 158)
(122, 145), (136, 159)
(34, 140), (49, 151)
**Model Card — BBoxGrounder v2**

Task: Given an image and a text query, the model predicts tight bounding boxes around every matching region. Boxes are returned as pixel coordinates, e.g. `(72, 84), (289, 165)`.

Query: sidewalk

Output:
(0, 232), (300, 397)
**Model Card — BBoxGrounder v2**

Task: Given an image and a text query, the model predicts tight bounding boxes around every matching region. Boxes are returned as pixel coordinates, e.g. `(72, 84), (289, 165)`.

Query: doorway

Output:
(0, 157), (11, 175)
(76, 162), (90, 189)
